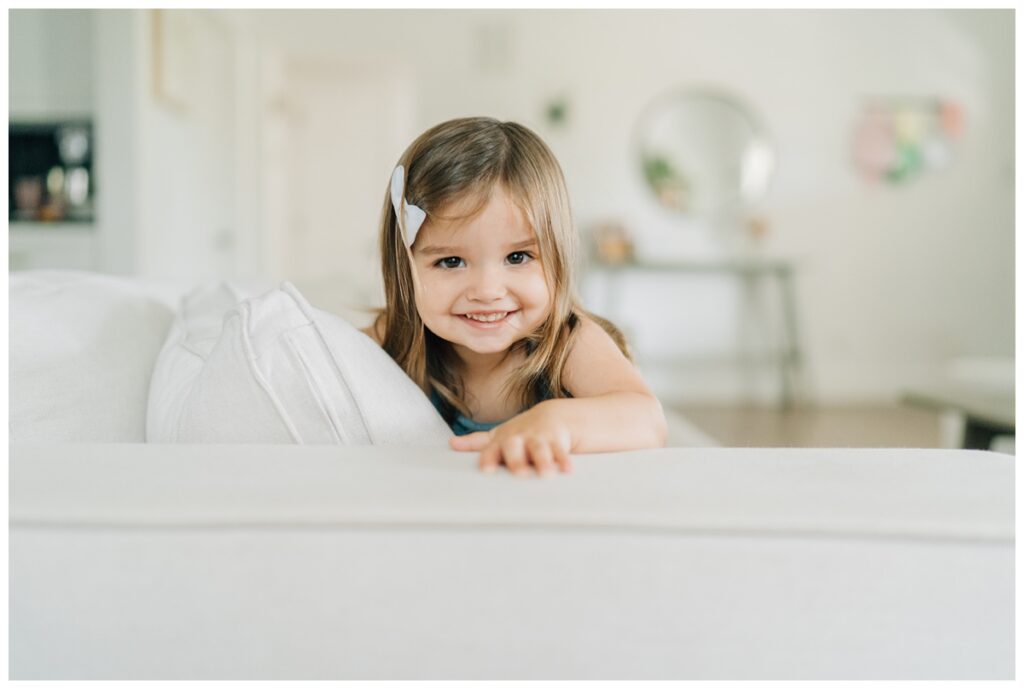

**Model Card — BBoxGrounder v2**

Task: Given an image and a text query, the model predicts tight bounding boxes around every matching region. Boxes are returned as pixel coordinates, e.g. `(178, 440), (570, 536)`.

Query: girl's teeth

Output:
(465, 312), (508, 322)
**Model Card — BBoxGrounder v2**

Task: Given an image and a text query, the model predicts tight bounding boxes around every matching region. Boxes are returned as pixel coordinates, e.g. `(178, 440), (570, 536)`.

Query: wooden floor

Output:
(669, 404), (946, 448)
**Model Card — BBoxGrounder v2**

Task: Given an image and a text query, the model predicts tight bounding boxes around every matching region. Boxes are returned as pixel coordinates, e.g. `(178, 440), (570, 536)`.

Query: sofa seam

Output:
(235, 302), (305, 444)
(279, 282), (373, 442)
(282, 329), (349, 444)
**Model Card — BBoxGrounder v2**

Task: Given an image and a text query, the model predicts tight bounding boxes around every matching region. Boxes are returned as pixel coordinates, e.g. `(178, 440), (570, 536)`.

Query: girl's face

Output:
(410, 184), (551, 365)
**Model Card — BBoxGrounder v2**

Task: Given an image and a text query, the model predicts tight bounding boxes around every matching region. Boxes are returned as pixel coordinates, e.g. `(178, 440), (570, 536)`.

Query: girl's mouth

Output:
(460, 310), (517, 328)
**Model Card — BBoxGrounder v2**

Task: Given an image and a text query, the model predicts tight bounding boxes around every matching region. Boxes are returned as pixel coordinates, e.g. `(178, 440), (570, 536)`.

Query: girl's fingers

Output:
(526, 438), (556, 477)
(472, 432), (569, 477)
(552, 442), (573, 473)
(450, 431), (491, 451)
(501, 436), (529, 476)
(478, 442), (501, 473)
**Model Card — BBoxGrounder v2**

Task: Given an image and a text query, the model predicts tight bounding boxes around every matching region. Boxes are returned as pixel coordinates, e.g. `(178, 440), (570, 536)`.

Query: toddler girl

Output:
(362, 117), (666, 476)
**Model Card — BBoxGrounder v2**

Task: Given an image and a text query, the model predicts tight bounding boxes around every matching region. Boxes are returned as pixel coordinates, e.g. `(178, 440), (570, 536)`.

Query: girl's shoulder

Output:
(561, 312), (649, 398)
(565, 313), (621, 361)
(575, 310), (632, 361)
(359, 313), (386, 346)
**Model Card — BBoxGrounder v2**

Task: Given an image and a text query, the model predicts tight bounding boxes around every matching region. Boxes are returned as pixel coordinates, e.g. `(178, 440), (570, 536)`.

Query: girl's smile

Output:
(459, 309), (519, 327)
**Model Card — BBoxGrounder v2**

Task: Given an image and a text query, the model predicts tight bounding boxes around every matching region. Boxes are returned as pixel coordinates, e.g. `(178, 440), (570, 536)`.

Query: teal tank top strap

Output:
(429, 388), (504, 436)
(450, 414), (502, 437)
(429, 382), (567, 437)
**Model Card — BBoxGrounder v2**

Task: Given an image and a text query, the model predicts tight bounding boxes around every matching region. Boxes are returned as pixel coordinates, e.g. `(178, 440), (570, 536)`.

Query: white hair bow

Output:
(390, 165), (427, 248)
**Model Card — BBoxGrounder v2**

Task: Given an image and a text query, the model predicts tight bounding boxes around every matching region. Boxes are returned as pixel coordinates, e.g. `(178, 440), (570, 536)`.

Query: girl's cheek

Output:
(412, 294), (435, 320)
(532, 274), (553, 304)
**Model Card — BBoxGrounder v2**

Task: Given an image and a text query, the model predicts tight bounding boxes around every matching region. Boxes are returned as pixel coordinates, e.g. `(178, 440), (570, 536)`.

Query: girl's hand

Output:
(449, 403), (574, 477)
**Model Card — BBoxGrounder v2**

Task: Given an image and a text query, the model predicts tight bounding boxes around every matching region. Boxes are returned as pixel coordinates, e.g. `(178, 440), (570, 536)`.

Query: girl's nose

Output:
(467, 265), (507, 302)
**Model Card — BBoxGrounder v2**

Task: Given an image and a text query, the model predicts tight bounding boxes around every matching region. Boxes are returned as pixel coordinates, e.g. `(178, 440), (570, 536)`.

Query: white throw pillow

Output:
(146, 281), (452, 445)
(145, 281), (247, 442)
(10, 270), (176, 442)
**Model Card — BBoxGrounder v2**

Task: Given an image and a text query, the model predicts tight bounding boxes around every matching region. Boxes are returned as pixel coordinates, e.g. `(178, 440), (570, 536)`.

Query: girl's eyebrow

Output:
(416, 238), (538, 256)
(416, 244), (461, 256)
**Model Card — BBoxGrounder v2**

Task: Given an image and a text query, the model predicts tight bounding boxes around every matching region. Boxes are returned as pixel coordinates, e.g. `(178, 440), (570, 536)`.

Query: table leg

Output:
(777, 268), (802, 410)
(738, 272), (761, 406)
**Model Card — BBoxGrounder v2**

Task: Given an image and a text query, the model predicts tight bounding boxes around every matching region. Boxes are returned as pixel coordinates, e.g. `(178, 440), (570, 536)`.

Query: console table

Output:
(586, 257), (803, 409)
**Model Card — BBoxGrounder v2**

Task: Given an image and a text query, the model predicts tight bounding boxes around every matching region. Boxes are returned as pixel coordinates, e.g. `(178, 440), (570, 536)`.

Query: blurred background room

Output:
(8, 8), (1015, 451)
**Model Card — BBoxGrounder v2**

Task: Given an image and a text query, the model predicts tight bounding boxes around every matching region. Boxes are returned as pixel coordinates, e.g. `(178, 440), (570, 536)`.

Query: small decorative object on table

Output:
(591, 220), (634, 265)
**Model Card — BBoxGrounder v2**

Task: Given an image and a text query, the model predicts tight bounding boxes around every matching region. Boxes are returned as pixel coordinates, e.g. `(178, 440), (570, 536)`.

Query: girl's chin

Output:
(448, 332), (520, 357)
(453, 337), (516, 354)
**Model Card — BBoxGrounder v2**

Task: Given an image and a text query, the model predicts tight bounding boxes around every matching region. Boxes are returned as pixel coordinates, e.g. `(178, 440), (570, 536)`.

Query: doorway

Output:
(261, 56), (414, 325)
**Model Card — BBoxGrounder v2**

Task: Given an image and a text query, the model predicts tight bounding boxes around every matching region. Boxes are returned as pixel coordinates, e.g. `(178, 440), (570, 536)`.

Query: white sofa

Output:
(9, 271), (1014, 679)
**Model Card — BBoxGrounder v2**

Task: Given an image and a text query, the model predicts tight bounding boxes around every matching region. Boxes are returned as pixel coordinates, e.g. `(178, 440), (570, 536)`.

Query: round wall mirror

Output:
(634, 87), (775, 219)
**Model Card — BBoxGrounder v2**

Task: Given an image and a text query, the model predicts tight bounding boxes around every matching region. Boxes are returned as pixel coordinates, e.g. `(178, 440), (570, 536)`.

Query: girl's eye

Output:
(507, 251), (533, 265)
(436, 256), (464, 269)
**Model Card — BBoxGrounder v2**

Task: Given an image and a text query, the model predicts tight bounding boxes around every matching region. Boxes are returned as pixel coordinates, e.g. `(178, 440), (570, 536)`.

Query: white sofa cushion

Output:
(10, 270), (176, 442)
(9, 444), (1014, 679)
(146, 281), (452, 444)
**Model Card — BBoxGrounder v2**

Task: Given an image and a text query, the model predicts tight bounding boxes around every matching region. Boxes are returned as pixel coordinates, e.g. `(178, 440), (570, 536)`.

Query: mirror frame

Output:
(633, 86), (776, 219)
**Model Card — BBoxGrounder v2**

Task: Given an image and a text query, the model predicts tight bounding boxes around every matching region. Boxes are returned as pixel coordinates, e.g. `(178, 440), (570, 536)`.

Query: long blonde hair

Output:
(374, 117), (630, 421)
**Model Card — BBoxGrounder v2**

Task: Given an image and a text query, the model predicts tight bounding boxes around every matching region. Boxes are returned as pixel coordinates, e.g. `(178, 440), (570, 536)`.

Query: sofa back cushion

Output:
(10, 270), (176, 442)
(146, 281), (452, 445)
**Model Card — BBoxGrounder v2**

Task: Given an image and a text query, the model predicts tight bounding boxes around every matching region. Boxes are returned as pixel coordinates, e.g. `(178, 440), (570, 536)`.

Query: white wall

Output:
(14, 9), (1012, 405)
(9, 9), (93, 119)
(9, 9), (100, 272)
(11, 9), (238, 285)
(223, 9), (1013, 404)
(134, 11), (237, 283)
(93, 10), (141, 276)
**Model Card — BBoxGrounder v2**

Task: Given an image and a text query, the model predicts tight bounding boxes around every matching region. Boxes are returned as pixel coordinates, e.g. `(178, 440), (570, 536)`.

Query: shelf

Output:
(10, 221), (95, 233)
(9, 222), (98, 271)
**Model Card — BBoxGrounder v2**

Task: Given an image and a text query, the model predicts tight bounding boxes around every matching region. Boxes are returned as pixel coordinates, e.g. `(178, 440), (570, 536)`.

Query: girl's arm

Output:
(450, 316), (667, 475)
(548, 315), (667, 452)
